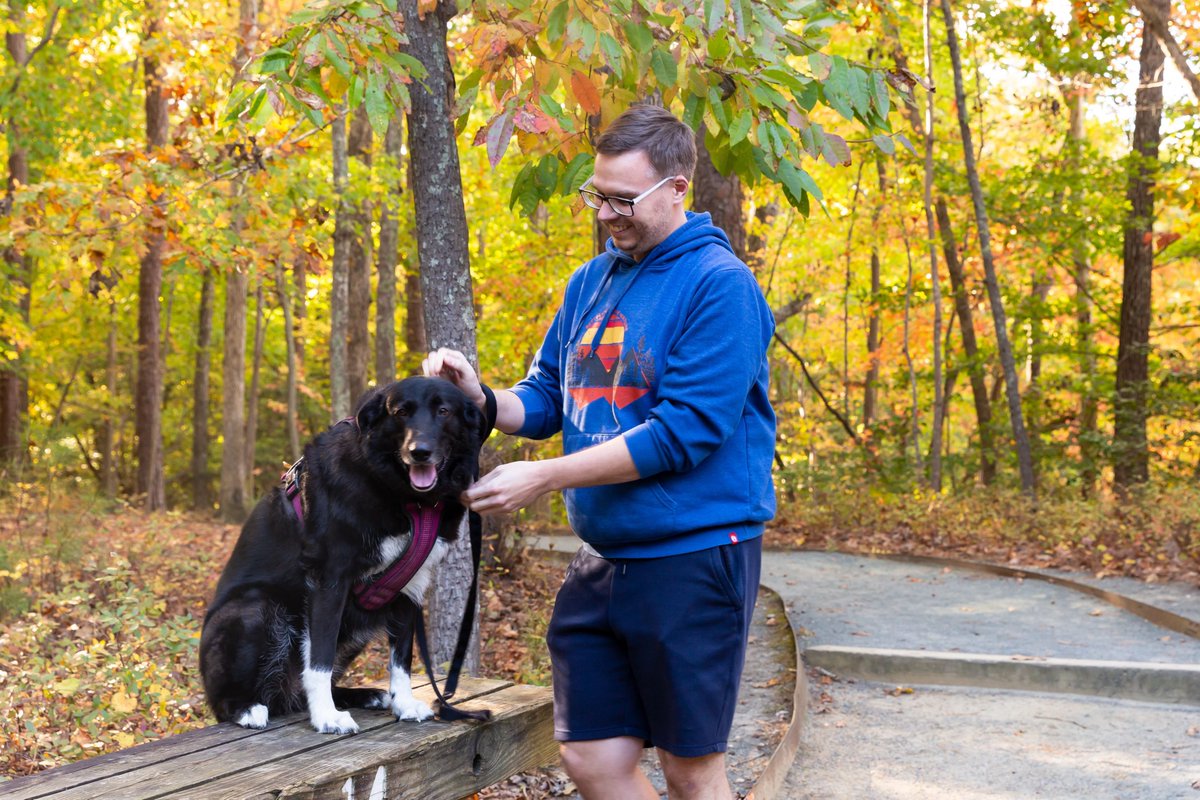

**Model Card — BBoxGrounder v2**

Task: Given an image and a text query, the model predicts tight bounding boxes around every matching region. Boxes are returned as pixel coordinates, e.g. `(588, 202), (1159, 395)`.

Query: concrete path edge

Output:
(745, 583), (808, 800)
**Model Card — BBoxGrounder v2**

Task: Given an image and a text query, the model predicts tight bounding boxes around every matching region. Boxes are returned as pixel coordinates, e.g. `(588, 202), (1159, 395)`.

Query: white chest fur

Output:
(360, 534), (449, 607)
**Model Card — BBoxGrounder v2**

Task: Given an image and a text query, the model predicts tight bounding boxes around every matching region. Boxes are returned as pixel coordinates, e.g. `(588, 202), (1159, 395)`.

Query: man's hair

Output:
(594, 105), (697, 181)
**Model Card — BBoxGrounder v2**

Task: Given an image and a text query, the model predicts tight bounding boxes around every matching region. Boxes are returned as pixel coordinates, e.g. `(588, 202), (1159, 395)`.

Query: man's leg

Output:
(658, 749), (732, 800)
(560, 736), (659, 800)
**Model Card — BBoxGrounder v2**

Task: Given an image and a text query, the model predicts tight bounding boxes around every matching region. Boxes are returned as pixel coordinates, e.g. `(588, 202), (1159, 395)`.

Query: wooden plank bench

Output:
(0, 677), (555, 800)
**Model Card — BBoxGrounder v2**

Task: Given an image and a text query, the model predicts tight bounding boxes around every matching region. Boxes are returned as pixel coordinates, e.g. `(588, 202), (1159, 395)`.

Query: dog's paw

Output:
(310, 709), (360, 735)
(362, 690), (391, 710)
(391, 695), (434, 722)
(235, 704), (269, 729)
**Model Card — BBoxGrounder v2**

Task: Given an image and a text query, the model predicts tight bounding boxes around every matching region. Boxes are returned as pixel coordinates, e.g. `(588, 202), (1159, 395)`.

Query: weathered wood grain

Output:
(0, 677), (554, 800)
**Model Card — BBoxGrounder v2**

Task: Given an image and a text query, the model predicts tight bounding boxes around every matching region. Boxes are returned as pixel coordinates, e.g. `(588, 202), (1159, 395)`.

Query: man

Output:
(425, 105), (775, 800)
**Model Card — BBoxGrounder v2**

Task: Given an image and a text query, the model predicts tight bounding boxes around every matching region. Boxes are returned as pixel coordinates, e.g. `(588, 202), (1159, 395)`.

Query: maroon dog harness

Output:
(281, 463), (443, 612)
(351, 502), (443, 611)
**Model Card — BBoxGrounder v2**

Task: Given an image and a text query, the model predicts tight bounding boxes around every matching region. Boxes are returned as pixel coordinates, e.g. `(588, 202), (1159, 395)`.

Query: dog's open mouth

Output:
(406, 463), (439, 493)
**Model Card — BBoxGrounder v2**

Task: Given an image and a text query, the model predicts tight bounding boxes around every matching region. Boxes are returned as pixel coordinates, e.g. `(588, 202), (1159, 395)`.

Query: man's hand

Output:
(422, 348), (485, 408)
(463, 461), (554, 515)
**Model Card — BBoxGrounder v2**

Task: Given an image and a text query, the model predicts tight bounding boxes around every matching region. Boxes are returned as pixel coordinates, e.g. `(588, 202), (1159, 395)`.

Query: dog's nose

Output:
(409, 446), (433, 463)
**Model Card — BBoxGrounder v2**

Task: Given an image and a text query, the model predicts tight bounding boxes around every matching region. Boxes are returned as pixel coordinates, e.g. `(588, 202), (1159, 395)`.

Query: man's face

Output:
(591, 150), (686, 262)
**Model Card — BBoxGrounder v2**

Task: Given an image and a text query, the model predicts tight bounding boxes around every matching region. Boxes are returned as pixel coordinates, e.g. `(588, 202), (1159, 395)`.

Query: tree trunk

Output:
(1066, 82), (1098, 494)
(293, 254), (307, 367)
(101, 300), (120, 497)
(276, 262), (301, 462)
(897, 173), (922, 474)
(863, 161), (885, 428)
(920, 0), (944, 491)
(135, 8), (168, 511)
(220, 262), (249, 521)
(941, 0), (1037, 499)
(401, 0), (481, 672)
(1113, 0), (1168, 489)
(330, 112), (352, 420)
(841, 162), (864, 425)
(1, 0), (30, 472)
(690, 129), (746, 260)
(936, 197), (996, 485)
(218, 0), (259, 521)
(192, 265), (215, 510)
(347, 107), (373, 403)
(401, 138), (426, 369)
(244, 281), (265, 501)
(375, 115), (403, 384)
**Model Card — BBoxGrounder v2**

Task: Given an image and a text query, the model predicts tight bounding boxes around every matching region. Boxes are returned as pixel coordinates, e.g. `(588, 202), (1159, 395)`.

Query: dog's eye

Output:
(437, 406), (451, 417)
(396, 406), (410, 417)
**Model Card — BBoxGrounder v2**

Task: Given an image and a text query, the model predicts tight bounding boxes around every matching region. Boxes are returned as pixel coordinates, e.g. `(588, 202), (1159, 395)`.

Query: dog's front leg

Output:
(386, 600), (434, 722)
(303, 586), (359, 734)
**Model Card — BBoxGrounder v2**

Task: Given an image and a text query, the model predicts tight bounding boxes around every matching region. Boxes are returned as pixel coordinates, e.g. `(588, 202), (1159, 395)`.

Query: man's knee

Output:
(658, 750), (730, 800)
(560, 737), (644, 783)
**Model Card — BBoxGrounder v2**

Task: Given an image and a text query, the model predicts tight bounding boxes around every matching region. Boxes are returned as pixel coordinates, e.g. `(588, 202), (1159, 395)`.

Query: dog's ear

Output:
(355, 388), (388, 430)
(462, 398), (484, 451)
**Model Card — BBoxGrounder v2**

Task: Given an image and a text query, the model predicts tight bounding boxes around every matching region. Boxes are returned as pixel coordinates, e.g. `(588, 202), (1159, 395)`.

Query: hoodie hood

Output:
(604, 211), (735, 271)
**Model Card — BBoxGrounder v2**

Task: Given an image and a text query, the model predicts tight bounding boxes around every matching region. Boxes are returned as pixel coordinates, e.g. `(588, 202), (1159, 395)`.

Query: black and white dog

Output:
(200, 377), (487, 734)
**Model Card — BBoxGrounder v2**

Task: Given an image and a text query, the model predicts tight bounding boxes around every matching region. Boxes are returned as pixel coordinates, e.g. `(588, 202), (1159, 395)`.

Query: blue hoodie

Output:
(510, 211), (777, 558)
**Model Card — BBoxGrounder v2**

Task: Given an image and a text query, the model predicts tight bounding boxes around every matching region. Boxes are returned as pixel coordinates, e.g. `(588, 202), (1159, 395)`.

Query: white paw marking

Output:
(312, 707), (360, 735)
(391, 694), (434, 722)
(236, 704), (269, 729)
(389, 664), (433, 721)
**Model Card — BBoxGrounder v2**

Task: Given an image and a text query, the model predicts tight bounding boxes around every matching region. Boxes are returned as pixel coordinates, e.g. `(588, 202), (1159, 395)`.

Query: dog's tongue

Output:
(409, 464), (437, 491)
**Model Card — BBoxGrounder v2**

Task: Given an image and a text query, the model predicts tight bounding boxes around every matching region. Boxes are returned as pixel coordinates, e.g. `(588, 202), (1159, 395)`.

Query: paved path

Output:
(532, 536), (1200, 798)
(762, 551), (1200, 799)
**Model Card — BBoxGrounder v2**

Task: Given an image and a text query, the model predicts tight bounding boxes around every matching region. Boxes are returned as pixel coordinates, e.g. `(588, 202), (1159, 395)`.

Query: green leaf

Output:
(320, 33), (353, 79)
(257, 47), (293, 76)
(651, 49), (678, 87)
(870, 69), (891, 120)
(624, 20), (653, 55)
(599, 33), (625, 79)
(559, 152), (593, 193)
(364, 70), (390, 135)
(704, 0), (726, 33)
(872, 133), (896, 156)
(707, 30), (731, 61)
(729, 107), (752, 146)
(823, 57), (854, 120)
(682, 92), (706, 131)
(548, 1), (569, 42)
(848, 66), (872, 119)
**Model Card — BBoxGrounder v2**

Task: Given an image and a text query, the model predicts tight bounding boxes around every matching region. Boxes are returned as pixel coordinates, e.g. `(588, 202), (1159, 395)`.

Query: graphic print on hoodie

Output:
(567, 310), (654, 416)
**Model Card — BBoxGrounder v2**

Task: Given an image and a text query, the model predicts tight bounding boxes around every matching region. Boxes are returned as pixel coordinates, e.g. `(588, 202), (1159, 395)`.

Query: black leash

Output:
(411, 508), (491, 722)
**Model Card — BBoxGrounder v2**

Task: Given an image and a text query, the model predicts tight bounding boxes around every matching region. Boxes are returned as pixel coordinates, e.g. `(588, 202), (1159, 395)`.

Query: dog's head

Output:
(354, 377), (484, 497)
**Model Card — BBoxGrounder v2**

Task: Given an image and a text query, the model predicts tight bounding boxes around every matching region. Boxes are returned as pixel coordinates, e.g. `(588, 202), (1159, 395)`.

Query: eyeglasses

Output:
(578, 175), (677, 217)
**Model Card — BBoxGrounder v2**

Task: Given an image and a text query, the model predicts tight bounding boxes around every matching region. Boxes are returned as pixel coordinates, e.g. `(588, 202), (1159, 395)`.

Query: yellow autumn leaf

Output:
(115, 732), (136, 748)
(110, 690), (137, 714)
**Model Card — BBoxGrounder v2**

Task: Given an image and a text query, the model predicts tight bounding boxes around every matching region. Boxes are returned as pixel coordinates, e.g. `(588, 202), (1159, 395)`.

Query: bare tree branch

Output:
(1130, 0), (1200, 103)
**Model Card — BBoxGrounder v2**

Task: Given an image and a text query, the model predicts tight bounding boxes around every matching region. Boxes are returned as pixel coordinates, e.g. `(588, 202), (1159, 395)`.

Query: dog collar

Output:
(350, 502), (443, 611)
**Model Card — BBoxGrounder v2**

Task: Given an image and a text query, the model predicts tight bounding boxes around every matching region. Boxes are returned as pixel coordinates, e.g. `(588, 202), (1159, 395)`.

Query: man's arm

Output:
(462, 435), (639, 515)
(425, 346), (639, 515)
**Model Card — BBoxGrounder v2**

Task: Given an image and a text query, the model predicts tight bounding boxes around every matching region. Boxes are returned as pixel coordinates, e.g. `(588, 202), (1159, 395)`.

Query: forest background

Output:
(0, 0), (1199, 780)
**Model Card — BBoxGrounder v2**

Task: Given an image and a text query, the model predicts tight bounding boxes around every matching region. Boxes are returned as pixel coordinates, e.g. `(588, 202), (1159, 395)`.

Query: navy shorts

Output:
(546, 537), (762, 757)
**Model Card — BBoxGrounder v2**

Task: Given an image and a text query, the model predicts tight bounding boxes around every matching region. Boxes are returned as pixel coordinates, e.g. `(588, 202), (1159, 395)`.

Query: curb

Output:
(804, 645), (1200, 705)
(745, 584), (808, 800)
